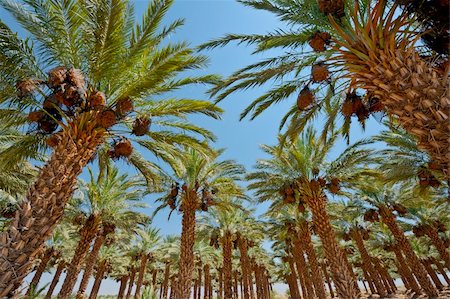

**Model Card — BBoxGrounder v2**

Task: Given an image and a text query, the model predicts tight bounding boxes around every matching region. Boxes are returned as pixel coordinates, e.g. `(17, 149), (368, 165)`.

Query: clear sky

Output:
(1, 0), (385, 295)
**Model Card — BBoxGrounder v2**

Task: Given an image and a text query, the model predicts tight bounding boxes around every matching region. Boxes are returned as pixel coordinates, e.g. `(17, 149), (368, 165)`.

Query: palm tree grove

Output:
(0, 0), (448, 298)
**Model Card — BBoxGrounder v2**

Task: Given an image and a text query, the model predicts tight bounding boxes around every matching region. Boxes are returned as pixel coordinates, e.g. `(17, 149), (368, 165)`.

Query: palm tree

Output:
(133, 226), (161, 299)
(0, 0), (222, 294)
(200, 0), (448, 175)
(153, 148), (245, 298)
(357, 183), (438, 296)
(57, 167), (148, 298)
(247, 128), (375, 298)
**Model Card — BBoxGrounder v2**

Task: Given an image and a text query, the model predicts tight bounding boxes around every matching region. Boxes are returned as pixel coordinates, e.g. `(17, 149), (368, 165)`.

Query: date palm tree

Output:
(153, 148), (245, 298)
(200, 0), (448, 175)
(0, 0), (222, 294)
(247, 128), (375, 298)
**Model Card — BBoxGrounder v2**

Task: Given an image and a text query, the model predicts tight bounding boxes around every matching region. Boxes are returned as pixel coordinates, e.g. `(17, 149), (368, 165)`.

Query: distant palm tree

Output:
(153, 148), (245, 298)
(59, 167), (149, 299)
(0, 0), (221, 294)
(247, 128), (375, 298)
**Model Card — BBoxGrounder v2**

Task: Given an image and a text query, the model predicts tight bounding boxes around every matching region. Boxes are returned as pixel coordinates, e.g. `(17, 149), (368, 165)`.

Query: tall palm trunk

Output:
(286, 273), (301, 299)
(425, 227), (450, 269)
(360, 264), (376, 294)
(430, 257), (450, 285)
(233, 271), (239, 299)
(89, 260), (107, 299)
(391, 246), (420, 293)
(161, 264), (170, 299)
(118, 275), (129, 299)
(222, 231), (233, 298)
(305, 193), (358, 298)
(169, 276), (176, 299)
(59, 214), (101, 299)
(218, 268), (223, 299)
(135, 253), (149, 298)
(321, 263), (335, 298)
(290, 237), (314, 299)
(126, 267), (137, 299)
(286, 256), (301, 298)
(76, 230), (109, 299)
(421, 260), (443, 290)
(299, 221), (327, 298)
(177, 191), (197, 299)
(0, 113), (104, 297)
(46, 261), (66, 299)
(152, 269), (158, 289)
(371, 257), (392, 294)
(237, 236), (251, 299)
(351, 229), (387, 296)
(197, 265), (202, 299)
(379, 205), (437, 296)
(203, 264), (211, 299)
(26, 247), (54, 295)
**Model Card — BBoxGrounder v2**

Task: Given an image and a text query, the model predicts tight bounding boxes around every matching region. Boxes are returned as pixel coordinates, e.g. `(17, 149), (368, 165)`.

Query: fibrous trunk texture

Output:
(286, 256), (302, 298)
(286, 273), (301, 299)
(26, 247), (54, 295)
(126, 267), (137, 299)
(204, 264), (211, 299)
(161, 264), (170, 299)
(321, 263), (335, 298)
(118, 275), (129, 299)
(177, 190), (197, 299)
(421, 260), (443, 290)
(379, 205), (437, 296)
(290, 236), (314, 299)
(0, 113), (104, 297)
(76, 232), (107, 299)
(430, 257), (450, 285)
(45, 261), (65, 299)
(305, 194), (358, 298)
(222, 231), (233, 299)
(135, 253), (149, 298)
(299, 221), (327, 298)
(89, 260), (106, 299)
(392, 247), (420, 293)
(237, 236), (252, 299)
(425, 227), (450, 269)
(351, 229), (387, 296)
(58, 214), (101, 299)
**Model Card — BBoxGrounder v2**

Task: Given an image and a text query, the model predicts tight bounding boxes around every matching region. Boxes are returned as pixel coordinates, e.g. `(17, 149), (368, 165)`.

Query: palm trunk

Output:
(222, 231), (233, 299)
(204, 264), (211, 299)
(421, 260), (443, 290)
(430, 257), (450, 285)
(351, 229), (386, 296)
(425, 227), (450, 269)
(233, 271), (239, 299)
(118, 276), (129, 299)
(218, 268), (223, 299)
(152, 269), (158, 289)
(45, 261), (66, 299)
(290, 237), (314, 299)
(169, 276), (176, 299)
(287, 254), (306, 298)
(89, 260), (107, 299)
(135, 253), (149, 298)
(286, 256), (302, 298)
(58, 215), (101, 299)
(321, 263), (335, 298)
(379, 205), (437, 296)
(237, 237), (251, 299)
(126, 267), (137, 299)
(360, 264), (376, 294)
(197, 266), (202, 299)
(286, 273), (301, 299)
(305, 194), (358, 298)
(177, 191), (197, 299)
(27, 247), (54, 295)
(0, 114), (104, 297)
(76, 232), (107, 299)
(371, 257), (392, 294)
(161, 264), (170, 299)
(394, 260), (411, 291)
(299, 221), (327, 298)
(391, 247), (420, 293)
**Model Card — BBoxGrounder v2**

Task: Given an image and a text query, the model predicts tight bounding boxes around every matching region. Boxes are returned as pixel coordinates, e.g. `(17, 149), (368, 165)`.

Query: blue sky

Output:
(1, 0), (385, 295)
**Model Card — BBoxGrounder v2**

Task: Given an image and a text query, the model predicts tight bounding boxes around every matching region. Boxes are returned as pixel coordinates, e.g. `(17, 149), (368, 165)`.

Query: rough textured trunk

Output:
(161, 264), (170, 299)
(334, 14), (450, 175)
(45, 261), (65, 299)
(218, 268), (223, 299)
(351, 229), (386, 296)
(286, 273), (301, 299)
(222, 231), (233, 299)
(76, 232), (107, 299)
(135, 253), (149, 298)
(89, 260), (106, 299)
(430, 257), (450, 285)
(126, 267), (137, 299)
(305, 194), (358, 298)
(321, 263), (335, 298)
(197, 266), (202, 299)
(237, 236), (251, 299)
(391, 247), (420, 293)
(204, 264), (211, 299)
(286, 256), (302, 298)
(0, 113), (104, 297)
(26, 247), (54, 295)
(233, 271), (239, 299)
(360, 264), (376, 294)
(169, 276), (176, 299)
(177, 191), (197, 299)
(152, 269), (158, 289)
(58, 215), (101, 299)
(394, 260), (411, 291)
(379, 205), (437, 296)
(426, 227), (450, 269)
(290, 237), (314, 299)
(371, 257), (392, 294)
(299, 221), (327, 298)
(118, 275), (129, 299)
(421, 260), (443, 290)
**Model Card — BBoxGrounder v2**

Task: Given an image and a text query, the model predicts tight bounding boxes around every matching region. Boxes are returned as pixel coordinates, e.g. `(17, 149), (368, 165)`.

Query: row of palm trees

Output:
(0, 0), (448, 297)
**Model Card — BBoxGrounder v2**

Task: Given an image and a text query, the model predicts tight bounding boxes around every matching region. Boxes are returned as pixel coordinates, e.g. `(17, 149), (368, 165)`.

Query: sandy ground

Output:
(359, 287), (450, 299)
